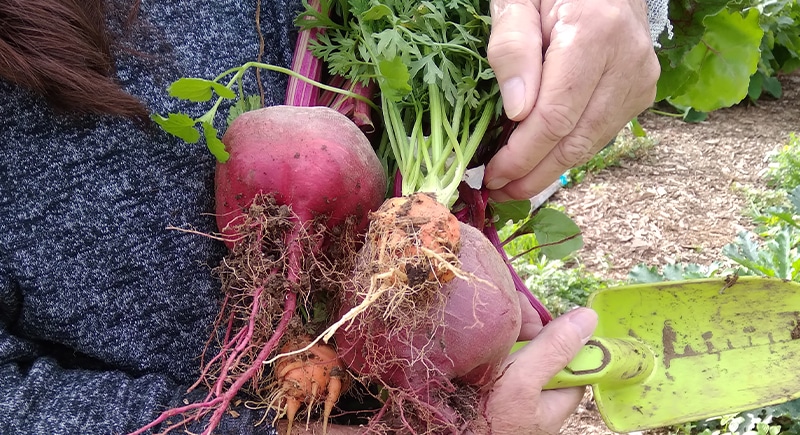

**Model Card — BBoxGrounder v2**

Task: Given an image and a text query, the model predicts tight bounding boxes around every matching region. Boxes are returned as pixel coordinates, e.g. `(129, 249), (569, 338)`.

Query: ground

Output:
(553, 71), (800, 435)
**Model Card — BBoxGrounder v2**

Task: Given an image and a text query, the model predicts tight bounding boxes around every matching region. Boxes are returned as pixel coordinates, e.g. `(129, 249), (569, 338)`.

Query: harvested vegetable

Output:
(296, 0), (550, 432)
(132, 104), (385, 435)
(130, 4), (387, 431)
(270, 335), (350, 434)
(335, 221), (522, 433)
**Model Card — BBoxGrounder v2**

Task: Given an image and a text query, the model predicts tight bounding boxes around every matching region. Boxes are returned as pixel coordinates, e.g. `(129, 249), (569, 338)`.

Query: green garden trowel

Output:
(544, 276), (800, 432)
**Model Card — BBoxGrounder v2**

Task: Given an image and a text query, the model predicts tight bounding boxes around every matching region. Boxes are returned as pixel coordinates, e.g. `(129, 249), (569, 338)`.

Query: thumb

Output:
(488, 0), (543, 121)
(512, 307), (598, 387)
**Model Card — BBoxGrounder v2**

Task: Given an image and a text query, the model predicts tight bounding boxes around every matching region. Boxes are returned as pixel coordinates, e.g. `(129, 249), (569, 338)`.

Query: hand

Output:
(484, 307), (598, 434)
(483, 0), (660, 201)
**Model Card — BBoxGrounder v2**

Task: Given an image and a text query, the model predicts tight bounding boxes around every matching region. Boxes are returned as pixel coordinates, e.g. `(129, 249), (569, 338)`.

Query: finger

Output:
(488, 0), (543, 121)
(517, 292), (545, 341)
(485, 308), (595, 433)
(494, 66), (657, 200)
(512, 307), (597, 388)
(538, 386), (587, 431)
(484, 33), (604, 191)
(493, 82), (625, 200)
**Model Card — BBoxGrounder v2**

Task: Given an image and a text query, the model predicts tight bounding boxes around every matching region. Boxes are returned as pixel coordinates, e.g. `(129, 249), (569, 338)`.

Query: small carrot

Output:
(273, 335), (350, 434)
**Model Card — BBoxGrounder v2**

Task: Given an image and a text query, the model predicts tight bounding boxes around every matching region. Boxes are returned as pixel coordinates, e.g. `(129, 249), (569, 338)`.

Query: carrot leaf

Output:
(303, 0), (500, 206)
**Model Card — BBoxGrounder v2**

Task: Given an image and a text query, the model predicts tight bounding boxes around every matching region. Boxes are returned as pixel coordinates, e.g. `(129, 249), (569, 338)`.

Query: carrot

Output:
(131, 105), (385, 435)
(271, 336), (350, 434)
(367, 192), (460, 287)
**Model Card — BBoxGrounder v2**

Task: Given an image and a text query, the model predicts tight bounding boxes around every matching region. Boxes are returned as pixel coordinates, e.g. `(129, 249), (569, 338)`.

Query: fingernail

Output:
(485, 177), (510, 190)
(568, 308), (598, 343)
(501, 77), (526, 119)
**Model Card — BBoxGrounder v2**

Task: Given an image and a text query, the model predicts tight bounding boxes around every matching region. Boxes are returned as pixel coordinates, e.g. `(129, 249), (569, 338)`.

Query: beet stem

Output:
(483, 223), (553, 325)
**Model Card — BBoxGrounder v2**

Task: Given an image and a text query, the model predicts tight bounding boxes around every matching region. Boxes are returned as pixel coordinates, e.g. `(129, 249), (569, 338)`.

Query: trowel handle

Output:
(544, 336), (656, 389)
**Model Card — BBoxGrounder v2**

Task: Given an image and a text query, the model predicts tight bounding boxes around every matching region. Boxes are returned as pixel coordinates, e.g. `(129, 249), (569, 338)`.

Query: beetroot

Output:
(215, 105), (386, 247)
(334, 222), (522, 432)
(132, 105), (386, 435)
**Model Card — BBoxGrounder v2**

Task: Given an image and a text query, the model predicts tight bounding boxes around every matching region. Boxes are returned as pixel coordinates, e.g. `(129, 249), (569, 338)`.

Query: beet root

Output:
(215, 105), (387, 247)
(334, 222), (522, 433)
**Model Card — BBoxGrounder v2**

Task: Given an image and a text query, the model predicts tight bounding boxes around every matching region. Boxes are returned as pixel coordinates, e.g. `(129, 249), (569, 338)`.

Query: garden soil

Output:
(554, 71), (800, 435)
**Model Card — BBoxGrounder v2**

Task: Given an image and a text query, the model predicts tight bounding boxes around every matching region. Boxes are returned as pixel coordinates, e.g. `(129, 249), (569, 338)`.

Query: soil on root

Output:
(146, 194), (362, 435)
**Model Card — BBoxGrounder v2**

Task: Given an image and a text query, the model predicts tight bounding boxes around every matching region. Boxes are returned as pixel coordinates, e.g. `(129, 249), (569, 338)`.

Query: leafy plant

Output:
(656, 4), (764, 112)
(497, 207), (605, 316)
(748, 0), (800, 101)
(150, 65), (372, 162)
(515, 259), (609, 316)
(628, 262), (724, 283)
(300, 0), (501, 207)
(765, 133), (800, 190)
(500, 222), (607, 316)
(723, 186), (800, 280)
(692, 413), (783, 435)
(722, 229), (800, 280)
(655, 0), (800, 113)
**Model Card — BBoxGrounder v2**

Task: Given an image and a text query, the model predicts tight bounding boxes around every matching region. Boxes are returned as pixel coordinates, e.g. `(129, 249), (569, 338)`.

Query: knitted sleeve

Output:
(0, 1), (299, 434)
(646, 0), (672, 45)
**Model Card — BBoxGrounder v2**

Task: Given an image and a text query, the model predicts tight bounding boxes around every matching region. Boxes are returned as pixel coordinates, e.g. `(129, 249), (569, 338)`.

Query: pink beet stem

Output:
(482, 222), (553, 325)
(327, 79), (375, 131)
(317, 75), (347, 107)
(285, 0), (323, 106)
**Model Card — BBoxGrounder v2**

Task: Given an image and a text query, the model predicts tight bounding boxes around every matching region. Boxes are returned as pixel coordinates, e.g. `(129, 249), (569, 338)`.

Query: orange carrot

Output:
(273, 336), (351, 434)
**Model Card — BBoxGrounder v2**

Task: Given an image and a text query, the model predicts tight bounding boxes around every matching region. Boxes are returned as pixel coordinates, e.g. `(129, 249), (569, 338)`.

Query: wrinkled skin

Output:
(484, 0), (660, 201)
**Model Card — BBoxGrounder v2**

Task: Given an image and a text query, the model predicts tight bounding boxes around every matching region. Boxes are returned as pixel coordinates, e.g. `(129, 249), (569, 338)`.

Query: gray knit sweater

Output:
(0, 1), (669, 434)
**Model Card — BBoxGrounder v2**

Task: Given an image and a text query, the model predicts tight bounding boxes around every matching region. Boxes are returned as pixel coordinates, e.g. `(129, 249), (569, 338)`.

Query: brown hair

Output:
(0, 0), (148, 120)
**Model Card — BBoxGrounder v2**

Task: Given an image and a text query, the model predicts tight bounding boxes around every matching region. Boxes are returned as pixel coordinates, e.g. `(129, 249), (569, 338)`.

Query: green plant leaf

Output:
(763, 76), (783, 98)
(682, 107), (708, 123)
(670, 9), (764, 111)
(529, 208), (583, 260)
(151, 113), (200, 143)
(656, 58), (699, 102)
(168, 78), (236, 102)
(492, 200), (532, 230)
(377, 57), (412, 101)
(201, 122), (229, 163)
(722, 230), (799, 279)
(628, 118), (647, 138)
(628, 264), (666, 283)
(748, 71), (765, 100)
(227, 94), (263, 126)
(790, 186), (800, 213)
(361, 3), (392, 21)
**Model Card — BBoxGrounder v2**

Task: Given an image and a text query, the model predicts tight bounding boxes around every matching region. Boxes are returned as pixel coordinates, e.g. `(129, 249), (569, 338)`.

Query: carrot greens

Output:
(298, 0), (500, 206)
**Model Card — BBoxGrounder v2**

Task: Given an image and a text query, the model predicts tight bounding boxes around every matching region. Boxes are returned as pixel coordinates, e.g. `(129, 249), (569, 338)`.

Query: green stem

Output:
(211, 62), (379, 113)
(649, 108), (684, 118)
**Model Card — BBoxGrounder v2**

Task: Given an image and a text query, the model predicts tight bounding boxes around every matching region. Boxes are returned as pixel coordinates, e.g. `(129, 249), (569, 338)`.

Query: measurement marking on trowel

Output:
(663, 311), (800, 370)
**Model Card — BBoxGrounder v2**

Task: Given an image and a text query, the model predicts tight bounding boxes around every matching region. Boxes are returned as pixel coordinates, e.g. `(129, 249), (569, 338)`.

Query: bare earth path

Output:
(554, 72), (800, 435)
